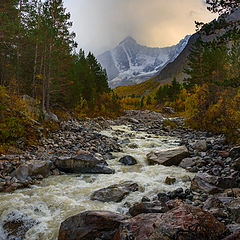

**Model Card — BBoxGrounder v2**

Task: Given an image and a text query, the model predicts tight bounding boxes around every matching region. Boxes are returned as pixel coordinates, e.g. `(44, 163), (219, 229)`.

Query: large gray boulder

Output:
(11, 160), (50, 182)
(91, 181), (139, 202)
(54, 153), (114, 174)
(147, 146), (189, 166)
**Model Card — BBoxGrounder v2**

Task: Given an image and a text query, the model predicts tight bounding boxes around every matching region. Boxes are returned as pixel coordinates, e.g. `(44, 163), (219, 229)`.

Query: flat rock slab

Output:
(58, 211), (129, 240)
(54, 153), (114, 174)
(147, 146), (189, 166)
(91, 181), (139, 202)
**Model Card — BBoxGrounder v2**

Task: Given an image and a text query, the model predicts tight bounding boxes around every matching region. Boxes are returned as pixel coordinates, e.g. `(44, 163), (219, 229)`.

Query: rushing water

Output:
(0, 125), (194, 240)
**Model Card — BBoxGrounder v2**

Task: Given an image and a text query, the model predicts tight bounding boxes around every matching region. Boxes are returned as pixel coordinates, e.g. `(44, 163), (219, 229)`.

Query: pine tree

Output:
(206, 0), (240, 14)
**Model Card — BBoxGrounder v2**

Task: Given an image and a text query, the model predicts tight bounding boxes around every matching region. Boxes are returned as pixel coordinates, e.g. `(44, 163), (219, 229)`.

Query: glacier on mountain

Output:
(97, 35), (191, 88)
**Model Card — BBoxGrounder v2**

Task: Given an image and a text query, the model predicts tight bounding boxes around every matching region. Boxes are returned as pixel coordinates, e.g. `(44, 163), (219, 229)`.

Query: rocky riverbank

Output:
(0, 110), (240, 239)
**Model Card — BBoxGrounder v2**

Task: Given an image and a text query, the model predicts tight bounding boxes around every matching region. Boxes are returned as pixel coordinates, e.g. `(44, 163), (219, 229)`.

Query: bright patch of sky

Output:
(64, 0), (218, 55)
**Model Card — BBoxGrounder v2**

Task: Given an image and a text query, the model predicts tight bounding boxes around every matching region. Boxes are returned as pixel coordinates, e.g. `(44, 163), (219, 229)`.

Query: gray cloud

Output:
(64, 0), (217, 55)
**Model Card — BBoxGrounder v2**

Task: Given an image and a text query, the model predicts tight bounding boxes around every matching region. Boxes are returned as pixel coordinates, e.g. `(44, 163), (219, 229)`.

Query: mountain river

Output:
(0, 125), (194, 240)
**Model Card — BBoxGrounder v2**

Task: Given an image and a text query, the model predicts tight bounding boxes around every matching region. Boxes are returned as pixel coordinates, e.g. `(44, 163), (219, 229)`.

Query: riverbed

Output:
(0, 125), (194, 240)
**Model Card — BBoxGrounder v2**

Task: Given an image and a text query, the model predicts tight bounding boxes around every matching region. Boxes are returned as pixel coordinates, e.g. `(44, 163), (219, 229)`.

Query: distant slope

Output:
(116, 8), (240, 97)
(115, 34), (198, 97)
(98, 36), (190, 89)
(152, 33), (199, 82)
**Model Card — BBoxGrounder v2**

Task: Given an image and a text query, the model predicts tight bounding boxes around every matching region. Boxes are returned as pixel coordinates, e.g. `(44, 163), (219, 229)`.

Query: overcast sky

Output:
(64, 0), (218, 55)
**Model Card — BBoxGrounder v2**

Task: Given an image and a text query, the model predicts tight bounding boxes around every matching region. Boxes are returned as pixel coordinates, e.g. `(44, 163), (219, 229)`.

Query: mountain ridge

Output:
(98, 35), (191, 88)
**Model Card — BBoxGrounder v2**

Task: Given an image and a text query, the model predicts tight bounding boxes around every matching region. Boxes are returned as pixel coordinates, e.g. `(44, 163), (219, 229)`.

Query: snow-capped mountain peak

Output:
(97, 35), (191, 88)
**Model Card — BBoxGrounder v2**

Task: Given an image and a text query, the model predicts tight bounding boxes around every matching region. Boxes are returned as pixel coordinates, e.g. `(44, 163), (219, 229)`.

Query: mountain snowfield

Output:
(97, 35), (191, 88)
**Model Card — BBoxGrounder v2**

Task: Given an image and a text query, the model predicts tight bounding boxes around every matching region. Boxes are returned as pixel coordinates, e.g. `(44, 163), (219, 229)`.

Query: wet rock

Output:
(54, 153), (114, 174)
(91, 181), (139, 202)
(2, 211), (38, 240)
(11, 160), (50, 182)
(114, 204), (228, 240)
(191, 172), (223, 194)
(165, 176), (176, 185)
(141, 196), (151, 202)
(129, 201), (169, 217)
(147, 146), (189, 166)
(119, 155), (137, 165)
(128, 143), (138, 149)
(11, 165), (29, 182)
(58, 211), (129, 240)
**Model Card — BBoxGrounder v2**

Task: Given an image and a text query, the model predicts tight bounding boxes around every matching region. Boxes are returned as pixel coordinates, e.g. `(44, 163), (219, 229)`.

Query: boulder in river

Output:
(147, 146), (189, 166)
(114, 204), (228, 240)
(54, 153), (114, 174)
(91, 181), (139, 202)
(58, 210), (129, 240)
(119, 155), (137, 165)
(11, 160), (50, 182)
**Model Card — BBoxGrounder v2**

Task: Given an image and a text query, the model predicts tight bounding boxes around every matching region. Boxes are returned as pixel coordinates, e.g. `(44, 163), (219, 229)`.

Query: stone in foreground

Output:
(114, 204), (228, 240)
(54, 153), (114, 174)
(91, 181), (139, 202)
(147, 146), (189, 166)
(58, 211), (129, 240)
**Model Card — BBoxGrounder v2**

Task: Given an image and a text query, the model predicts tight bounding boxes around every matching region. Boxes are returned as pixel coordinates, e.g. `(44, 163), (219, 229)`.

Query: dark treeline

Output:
(0, 0), (117, 115)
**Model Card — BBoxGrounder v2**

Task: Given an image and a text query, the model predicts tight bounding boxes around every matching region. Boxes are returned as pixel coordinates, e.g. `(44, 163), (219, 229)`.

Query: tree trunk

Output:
(46, 44), (52, 112)
(16, 0), (23, 94)
(42, 46), (47, 112)
(32, 4), (41, 98)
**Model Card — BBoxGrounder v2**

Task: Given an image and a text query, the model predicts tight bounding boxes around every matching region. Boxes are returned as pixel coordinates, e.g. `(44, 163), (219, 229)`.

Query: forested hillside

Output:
(0, 0), (122, 151)
(0, 0), (121, 114)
